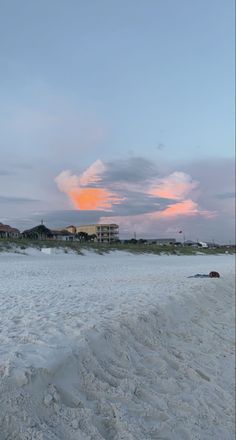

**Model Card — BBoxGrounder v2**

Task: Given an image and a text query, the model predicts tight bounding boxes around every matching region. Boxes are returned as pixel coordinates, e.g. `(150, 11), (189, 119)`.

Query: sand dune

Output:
(0, 252), (235, 439)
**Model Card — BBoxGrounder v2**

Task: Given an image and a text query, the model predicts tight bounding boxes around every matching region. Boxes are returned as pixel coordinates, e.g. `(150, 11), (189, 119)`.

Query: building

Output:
(22, 224), (53, 240)
(64, 225), (77, 234)
(51, 229), (75, 241)
(76, 224), (119, 243)
(0, 223), (20, 238)
(145, 238), (176, 245)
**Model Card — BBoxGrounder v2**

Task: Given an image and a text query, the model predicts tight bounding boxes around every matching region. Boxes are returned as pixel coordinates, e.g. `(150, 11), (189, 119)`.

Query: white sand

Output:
(0, 251), (235, 439)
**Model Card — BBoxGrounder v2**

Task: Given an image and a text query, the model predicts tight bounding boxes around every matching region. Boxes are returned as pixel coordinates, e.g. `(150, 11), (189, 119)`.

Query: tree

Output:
(76, 231), (89, 242)
(88, 234), (97, 242)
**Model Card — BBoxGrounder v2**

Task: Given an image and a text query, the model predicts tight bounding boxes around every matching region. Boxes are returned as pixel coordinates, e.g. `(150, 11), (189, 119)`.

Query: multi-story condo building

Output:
(75, 224), (119, 243)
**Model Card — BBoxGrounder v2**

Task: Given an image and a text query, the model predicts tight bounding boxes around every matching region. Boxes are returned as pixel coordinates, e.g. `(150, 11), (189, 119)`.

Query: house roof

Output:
(22, 224), (52, 236)
(0, 223), (20, 233)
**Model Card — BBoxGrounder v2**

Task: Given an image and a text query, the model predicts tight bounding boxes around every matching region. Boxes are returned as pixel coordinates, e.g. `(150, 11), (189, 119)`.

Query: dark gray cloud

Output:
(103, 157), (159, 184)
(0, 196), (39, 203)
(111, 191), (174, 216)
(3, 211), (106, 232)
(31, 210), (104, 230)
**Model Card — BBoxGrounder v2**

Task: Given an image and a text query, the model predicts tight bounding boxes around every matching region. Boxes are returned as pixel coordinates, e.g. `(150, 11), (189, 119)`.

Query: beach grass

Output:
(0, 238), (235, 255)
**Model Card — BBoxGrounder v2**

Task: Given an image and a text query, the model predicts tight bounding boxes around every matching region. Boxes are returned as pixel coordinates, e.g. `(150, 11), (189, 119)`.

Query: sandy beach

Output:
(0, 250), (235, 439)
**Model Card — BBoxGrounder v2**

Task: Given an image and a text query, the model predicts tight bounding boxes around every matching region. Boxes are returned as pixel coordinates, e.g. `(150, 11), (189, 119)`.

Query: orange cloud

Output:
(55, 160), (123, 211)
(69, 187), (120, 210)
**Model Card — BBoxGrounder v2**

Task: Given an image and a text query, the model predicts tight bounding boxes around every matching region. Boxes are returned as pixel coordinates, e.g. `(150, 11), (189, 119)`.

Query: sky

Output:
(0, 0), (235, 243)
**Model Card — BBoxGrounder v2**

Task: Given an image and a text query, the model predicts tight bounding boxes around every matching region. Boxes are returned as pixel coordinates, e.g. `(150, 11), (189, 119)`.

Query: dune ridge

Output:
(0, 269), (235, 440)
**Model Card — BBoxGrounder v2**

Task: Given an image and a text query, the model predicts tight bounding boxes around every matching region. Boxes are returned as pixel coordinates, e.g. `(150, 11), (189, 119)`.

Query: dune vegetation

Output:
(0, 238), (235, 256)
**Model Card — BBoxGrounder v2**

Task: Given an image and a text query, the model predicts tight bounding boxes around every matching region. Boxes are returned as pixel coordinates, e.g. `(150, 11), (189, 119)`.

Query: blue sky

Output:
(0, 0), (235, 242)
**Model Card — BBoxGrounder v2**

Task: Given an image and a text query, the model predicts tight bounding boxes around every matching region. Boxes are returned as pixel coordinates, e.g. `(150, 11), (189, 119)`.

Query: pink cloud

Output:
(79, 160), (106, 186)
(100, 199), (215, 234)
(149, 171), (198, 200)
(158, 199), (215, 218)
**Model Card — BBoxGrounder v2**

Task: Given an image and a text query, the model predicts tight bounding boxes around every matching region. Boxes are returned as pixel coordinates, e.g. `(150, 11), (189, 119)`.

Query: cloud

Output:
(79, 160), (106, 186)
(103, 157), (159, 184)
(98, 157), (234, 241)
(55, 160), (106, 193)
(0, 195), (39, 203)
(110, 191), (172, 216)
(55, 159), (215, 225)
(8, 156), (233, 242)
(31, 210), (104, 230)
(55, 160), (124, 211)
(68, 187), (121, 210)
(0, 155), (227, 242)
(157, 199), (214, 218)
(100, 199), (214, 236)
(149, 172), (198, 200)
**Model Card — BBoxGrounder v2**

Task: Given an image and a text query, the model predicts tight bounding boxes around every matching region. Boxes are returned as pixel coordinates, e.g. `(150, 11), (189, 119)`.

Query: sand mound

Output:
(0, 271), (235, 440)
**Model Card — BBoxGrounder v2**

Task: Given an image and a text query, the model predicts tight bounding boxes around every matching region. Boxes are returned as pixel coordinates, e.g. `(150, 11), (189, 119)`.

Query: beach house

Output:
(0, 223), (20, 238)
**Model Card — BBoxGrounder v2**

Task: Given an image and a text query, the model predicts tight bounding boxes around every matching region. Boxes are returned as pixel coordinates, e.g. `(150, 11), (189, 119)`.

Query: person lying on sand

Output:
(188, 271), (220, 278)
